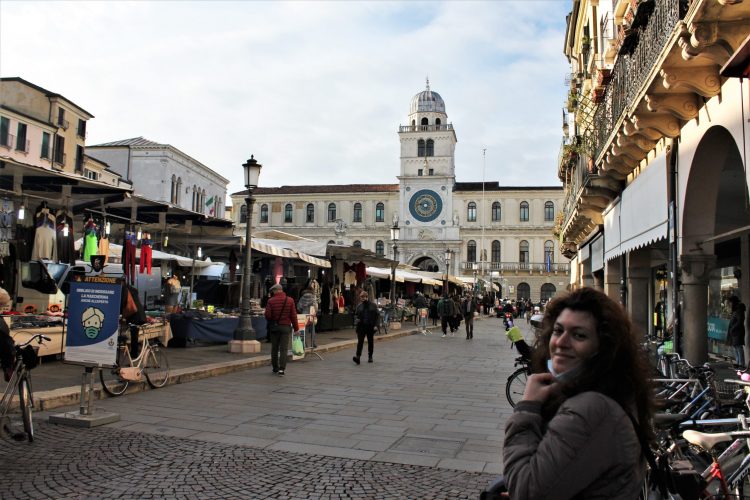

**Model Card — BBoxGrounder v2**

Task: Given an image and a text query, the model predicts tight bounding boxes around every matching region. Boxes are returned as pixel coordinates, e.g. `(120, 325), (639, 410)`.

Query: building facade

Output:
(559, 0), (750, 363)
(87, 137), (229, 217)
(232, 85), (568, 302)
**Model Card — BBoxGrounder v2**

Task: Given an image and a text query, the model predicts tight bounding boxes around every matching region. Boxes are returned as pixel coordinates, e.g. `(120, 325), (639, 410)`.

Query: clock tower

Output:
(397, 80), (459, 270)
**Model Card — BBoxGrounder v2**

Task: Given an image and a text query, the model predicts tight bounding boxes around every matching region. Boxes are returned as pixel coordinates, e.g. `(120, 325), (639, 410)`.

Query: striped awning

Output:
(251, 239), (331, 268)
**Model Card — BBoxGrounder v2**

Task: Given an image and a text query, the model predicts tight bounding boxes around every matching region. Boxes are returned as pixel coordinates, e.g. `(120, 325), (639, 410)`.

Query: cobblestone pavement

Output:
(1, 314), (532, 498)
(1, 423), (491, 499)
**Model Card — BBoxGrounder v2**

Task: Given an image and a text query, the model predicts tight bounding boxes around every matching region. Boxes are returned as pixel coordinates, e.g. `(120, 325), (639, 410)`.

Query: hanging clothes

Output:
(82, 218), (99, 262)
(139, 233), (152, 275)
(273, 257), (283, 285)
(31, 207), (56, 261)
(55, 210), (75, 265)
(122, 230), (137, 285)
(354, 262), (367, 283)
(98, 235), (110, 264)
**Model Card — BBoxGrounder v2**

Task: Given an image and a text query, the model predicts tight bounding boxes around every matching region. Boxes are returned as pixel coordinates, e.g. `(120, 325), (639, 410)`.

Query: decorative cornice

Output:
(645, 93), (700, 120)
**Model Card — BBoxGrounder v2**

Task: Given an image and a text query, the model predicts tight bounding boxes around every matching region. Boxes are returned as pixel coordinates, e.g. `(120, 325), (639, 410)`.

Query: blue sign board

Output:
(707, 316), (729, 342)
(65, 278), (122, 367)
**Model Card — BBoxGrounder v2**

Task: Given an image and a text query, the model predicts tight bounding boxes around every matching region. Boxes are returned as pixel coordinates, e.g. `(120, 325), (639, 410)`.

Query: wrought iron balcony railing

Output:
(592, 0), (688, 161)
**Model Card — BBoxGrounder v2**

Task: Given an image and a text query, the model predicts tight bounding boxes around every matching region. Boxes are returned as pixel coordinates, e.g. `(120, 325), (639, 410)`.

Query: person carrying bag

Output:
(264, 284), (299, 377)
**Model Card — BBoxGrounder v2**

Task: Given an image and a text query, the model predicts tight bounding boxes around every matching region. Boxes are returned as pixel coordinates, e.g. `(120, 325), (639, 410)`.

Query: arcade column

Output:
(680, 253), (715, 365)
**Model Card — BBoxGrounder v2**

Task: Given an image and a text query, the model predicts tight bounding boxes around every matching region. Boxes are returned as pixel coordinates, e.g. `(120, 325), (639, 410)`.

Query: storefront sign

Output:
(64, 277), (122, 367)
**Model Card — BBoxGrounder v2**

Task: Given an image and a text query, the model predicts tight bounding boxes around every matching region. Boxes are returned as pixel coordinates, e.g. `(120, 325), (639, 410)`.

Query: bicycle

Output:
(99, 323), (170, 396)
(0, 333), (50, 442)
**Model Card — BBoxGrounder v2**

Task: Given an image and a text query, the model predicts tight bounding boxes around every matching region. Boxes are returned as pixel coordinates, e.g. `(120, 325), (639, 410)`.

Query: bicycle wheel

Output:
(506, 367), (529, 408)
(144, 345), (170, 389)
(99, 347), (131, 396)
(18, 377), (33, 442)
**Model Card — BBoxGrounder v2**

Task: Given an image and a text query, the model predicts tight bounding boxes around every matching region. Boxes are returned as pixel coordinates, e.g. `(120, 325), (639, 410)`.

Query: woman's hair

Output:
(531, 287), (654, 441)
(0, 287), (9, 307)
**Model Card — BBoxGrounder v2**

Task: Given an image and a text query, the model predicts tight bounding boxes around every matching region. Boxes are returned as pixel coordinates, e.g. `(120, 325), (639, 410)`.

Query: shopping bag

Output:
(292, 335), (305, 356)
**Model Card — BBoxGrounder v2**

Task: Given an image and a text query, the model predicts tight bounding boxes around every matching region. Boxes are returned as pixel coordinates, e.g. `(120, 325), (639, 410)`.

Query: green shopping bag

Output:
(292, 335), (305, 356)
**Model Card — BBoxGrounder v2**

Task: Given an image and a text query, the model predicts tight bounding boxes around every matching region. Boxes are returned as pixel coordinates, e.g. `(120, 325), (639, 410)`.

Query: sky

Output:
(0, 0), (571, 198)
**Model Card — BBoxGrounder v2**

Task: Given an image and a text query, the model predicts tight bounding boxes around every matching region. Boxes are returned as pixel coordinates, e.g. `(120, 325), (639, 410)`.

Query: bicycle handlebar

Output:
(17, 334), (50, 347)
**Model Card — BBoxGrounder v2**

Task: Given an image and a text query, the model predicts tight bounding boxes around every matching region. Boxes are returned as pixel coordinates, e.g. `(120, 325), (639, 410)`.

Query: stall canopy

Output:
(74, 240), (218, 268)
(252, 238), (330, 268)
(366, 267), (442, 286)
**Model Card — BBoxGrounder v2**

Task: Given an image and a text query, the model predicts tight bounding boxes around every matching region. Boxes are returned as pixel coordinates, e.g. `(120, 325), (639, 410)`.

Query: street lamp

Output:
(444, 248), (452, 294)
(390, 222), (400, 306)
(231, 155), (263, 351)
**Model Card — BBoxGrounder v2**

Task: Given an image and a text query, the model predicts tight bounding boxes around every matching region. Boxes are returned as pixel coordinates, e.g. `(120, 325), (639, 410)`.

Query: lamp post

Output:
(444, 248), (452, 295)
(390, 223), (400, 306)
(231, 155), (263, 351)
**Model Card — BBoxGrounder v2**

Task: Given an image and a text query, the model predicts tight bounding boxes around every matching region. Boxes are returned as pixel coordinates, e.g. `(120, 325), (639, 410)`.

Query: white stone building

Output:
(232, 84), (568, 301)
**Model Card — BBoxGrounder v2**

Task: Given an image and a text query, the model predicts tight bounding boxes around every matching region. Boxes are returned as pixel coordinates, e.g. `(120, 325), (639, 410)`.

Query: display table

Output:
(169, 314), (267, 344)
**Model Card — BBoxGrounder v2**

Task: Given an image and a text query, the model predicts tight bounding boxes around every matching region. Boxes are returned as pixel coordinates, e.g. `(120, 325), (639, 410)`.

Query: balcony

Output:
(15, 138), (30, 153)
(560, 0), (750, 248)
(57, 118), (69, 130)
(398, 124), (454, 133)
(461, 261), (570, 274)
(0, 133), (13, 149)
(53, 152), (66, 168)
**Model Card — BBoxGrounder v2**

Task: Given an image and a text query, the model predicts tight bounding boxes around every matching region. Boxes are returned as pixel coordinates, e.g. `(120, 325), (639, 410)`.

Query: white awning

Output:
(366, 266), (404, 282)
(251, 238), (331, 268)
(604, 153), (668, 261)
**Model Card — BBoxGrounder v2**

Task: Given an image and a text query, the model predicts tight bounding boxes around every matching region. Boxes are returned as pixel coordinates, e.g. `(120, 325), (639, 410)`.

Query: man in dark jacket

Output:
(727, 296), (746, 369)
(461, 293), (478, 339)
(264, 284), (299, 376)
(437, 294), (456, 337)
(413, 292), (429, 334)
(353, 291), (379, 364)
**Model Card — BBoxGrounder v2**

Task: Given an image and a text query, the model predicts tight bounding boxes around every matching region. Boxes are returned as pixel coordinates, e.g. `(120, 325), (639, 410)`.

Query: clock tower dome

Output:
(396, 80), (459, 269)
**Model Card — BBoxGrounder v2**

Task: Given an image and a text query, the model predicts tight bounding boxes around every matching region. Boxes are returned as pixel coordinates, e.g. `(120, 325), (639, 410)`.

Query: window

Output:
(57, 108), (67, 128)
(240, 204), (248, 224)
(418, 169), (423, 176)
(519, 201), (529, 222)
(83, 169), (99, 181)
(260, 204), (269, 223)
(170, 175), (177, 203)
(492, 240), (501, 262)
(16, 123), (27, 152)
(328, 203), (336, 222)
(519, 240), (529, 267)
(353, 240), (362, 248)
(176, 178), (182, 204)
(328, 240), (336, 245)
(492, 202), (501, 221)
(375, 202), (384, 222)
(53, 135), (65, 165)
(40, 132), (50, 159)
(191, 186), (197, 211)
(77, 119), (86, 138)
(428, 168), (434, 176)
(436, 118), (441, 126)
(284, 203), (293, 223)
(467, 240), (477, 262)
(517, 282), (531, 301)
(467, 202), (477, 222)
(375, 240), (384, 256)
(0, 117), (9, 147)
(306, 203), (314, 223)
(75, 145), (84, 173)
(544, 240), (555, 269)
(426, 139), (434, 157)
(353, 203), (362, 223)
(544, 201), (555, 221)
(417, 139), (426, 157)
(421, 117), (428, 128)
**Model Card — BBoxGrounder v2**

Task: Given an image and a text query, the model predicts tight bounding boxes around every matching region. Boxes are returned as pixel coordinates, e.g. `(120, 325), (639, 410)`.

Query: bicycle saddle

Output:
(682, 429), (750, 452)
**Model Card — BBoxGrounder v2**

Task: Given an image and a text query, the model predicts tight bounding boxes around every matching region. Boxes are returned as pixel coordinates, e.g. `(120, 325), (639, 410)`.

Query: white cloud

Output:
(0, 0), (571, 197)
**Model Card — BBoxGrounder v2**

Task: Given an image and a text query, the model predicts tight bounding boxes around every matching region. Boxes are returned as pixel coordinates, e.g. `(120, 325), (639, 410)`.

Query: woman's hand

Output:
(522, 373), (560, 403)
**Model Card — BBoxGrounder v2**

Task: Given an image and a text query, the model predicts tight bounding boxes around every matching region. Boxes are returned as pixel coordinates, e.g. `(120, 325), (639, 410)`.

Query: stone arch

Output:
(517, 282), (531, 301)
(412, 255), (440, 272)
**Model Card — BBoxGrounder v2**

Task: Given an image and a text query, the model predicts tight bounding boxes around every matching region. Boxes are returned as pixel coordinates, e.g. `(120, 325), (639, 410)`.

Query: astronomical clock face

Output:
(409, 189), (442, 222)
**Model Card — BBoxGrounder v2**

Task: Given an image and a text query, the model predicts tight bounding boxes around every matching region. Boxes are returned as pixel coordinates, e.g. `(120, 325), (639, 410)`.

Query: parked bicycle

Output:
(505, 324), (533, 408)
(0, 333), (49, 442)
(99, 323), (170, 396)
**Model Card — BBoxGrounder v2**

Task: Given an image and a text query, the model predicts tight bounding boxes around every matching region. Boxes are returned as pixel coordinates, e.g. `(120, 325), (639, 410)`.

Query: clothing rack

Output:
(83, 208), (147, 226)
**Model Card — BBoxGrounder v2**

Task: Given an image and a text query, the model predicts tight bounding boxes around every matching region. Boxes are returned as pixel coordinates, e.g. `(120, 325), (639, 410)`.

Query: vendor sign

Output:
(65, 277), (122, 367)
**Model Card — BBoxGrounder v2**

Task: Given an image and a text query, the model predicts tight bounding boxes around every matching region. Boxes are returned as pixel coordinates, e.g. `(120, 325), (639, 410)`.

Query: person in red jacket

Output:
(264, 284), (299, 376)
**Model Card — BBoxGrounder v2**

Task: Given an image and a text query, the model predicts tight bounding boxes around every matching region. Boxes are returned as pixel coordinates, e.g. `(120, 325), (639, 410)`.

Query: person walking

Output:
(462, 293), (478, 339)
(413, 292), (429, 334)
(726, 296), (746, 369)
(450, 294), (462, 336)
(502, 287), (654, 499)
(429, 295), (439, 326)
(437, 294), (455, 337)
(353, 291), (379, 364)
(264, 284), (299, 377)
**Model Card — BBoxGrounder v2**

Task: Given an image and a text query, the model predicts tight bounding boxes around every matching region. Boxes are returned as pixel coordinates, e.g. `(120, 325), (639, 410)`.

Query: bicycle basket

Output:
(662, 340), (674, 354)
(20, 345), (39, 370)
